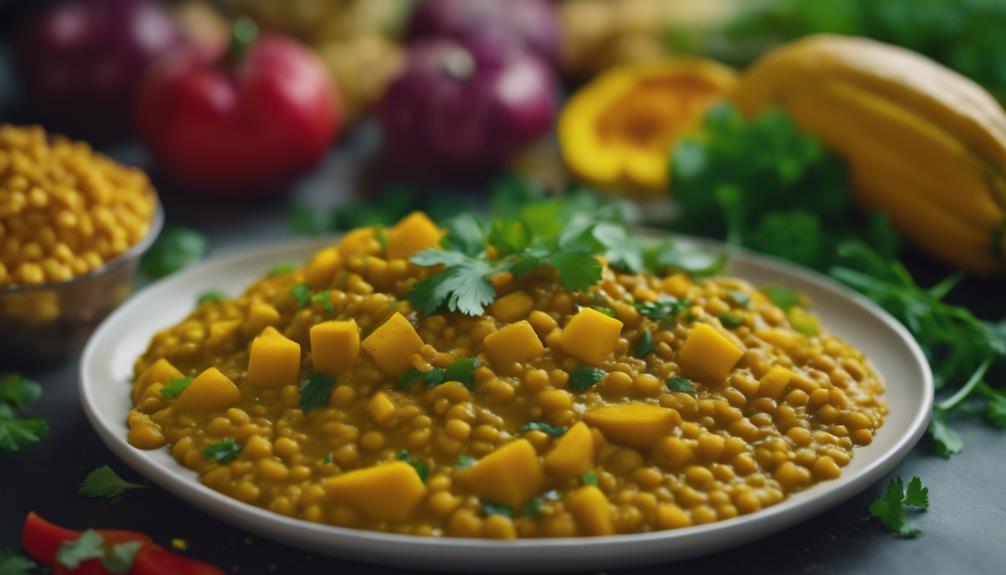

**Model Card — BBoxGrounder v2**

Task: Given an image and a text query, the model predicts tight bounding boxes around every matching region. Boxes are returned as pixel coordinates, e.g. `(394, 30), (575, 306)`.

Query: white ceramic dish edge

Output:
(79, 237), (933, 572)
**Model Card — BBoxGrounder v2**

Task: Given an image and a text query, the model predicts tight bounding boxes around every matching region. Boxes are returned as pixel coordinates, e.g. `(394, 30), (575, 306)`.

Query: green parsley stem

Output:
(936, 359), (991, 412)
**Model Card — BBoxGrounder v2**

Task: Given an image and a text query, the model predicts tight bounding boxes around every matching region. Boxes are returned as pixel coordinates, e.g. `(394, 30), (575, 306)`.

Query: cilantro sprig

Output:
(0, 374), (47, 453)
(300, 373), (336, 412)
(160, 377), (192, 400)
(54, 529), (144, 573)
(202, 439), (242, 463)
(396, 450), (430, 482)
(79, 466), (147, 502)
(0, 551), (35, 575)
(869, 476), (929, 538)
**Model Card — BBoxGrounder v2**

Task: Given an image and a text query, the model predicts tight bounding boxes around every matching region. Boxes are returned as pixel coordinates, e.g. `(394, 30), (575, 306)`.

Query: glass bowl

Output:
(0, 203), (164, 366)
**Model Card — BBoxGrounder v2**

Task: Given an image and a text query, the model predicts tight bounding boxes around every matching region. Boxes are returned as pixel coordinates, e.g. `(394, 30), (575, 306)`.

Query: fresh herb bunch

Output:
(671, 104), (1006, 458)
(727, 0), (1006, 100)
(869, 476), (929, 537)
(0, 373), (47, 453)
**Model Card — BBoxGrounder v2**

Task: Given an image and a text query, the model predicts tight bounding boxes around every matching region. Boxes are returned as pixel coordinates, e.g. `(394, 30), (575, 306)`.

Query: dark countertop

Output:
(2, 49), (1006, 575)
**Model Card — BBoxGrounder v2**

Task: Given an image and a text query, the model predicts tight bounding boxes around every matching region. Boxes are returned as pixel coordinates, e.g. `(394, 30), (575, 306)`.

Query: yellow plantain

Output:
(734, 34), (1006, 272)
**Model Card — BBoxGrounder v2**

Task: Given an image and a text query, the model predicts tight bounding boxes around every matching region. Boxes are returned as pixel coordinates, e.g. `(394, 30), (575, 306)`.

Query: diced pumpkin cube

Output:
(566, 485), (614, 536)
(243, 301), (280, 337)
(322, 461), (427, 522)
(490, 291), (534, 323)
(367, 391), (396, 425)
(127, 412), (166, 449)
(338, 227), (378, 257)
(660, 273), (692, 298)
(304, 246), (341, 290)
(560, 308), (624, 366)
(483, 320), (544, 366)
(755, 327), (804, 356)
(677, 323), (743, 383)
(310, 320), (360, 374)
(455, 439), (544, 508)
(544, 422), (596, 479)
(133, 358), (183, 403)
(207, 320), (240, 350)
(758, 366), (795, 399)
(583, 403), (680, 450)
(174, 367), (241, 413)
(247, 327), (302, 387)
(362, 312), (424, 375)
(386, 212), (442, 261)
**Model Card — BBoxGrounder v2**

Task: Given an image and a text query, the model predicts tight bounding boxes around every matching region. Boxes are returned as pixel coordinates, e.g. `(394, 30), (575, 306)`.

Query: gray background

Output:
(1, 45), (1005, 575)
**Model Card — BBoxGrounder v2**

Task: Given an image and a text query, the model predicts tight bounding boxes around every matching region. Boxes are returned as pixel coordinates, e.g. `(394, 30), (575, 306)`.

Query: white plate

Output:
(80, 238), (932, 572)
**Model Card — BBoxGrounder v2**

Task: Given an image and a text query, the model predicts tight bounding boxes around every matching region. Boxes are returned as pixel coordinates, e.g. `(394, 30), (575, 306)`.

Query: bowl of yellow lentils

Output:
(0, 124), (162, 364)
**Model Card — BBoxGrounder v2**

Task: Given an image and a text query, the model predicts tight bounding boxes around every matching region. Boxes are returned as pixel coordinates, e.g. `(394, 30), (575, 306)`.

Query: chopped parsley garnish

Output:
(634, 297), (689, 322)
(300, 373), (336, 412)
(79, 466), (147, 502)
(398, 367), (446, 390)
(202, 439), (242, 463)
(869, 476), (929, 538)
(311, 291), (335, 314)
(667, 376), (697, 395)
(160, 377), (193, 400)
(291, 283), (312, 308)
(396, 450), (430, 482)
(521, 421), (567, 437)
(266, 263), (297, 278)
(197, 290), (226, 305)
(719, 312), (744, 329)
(444, 357), (479, 389)
(322, 453), (333, 465)
(580, 470), (598, 486)
(569, 365), (606, 393)
(634, 330), (655, 357)
(592, 306), (617, 318)
(0, 373), (47, 453)
(522, 490), (560, 518)
(481, 501), (513, 517)
(456, 454), (476, 469)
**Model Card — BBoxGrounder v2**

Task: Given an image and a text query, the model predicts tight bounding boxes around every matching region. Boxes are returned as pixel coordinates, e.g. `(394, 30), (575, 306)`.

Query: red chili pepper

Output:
(22, 512), (224, 575)
(134, 17), (341, 195)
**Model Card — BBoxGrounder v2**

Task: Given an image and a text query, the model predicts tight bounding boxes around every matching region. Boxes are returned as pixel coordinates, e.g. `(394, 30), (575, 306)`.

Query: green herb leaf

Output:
(442, 214), (486, 257)
(375, 227), (388, 251)
(569, 366), (606, 393)
(728, 290), (751, 307)
(312, 291), (335, 314)
(140, 226), (207, 280)
(300, 373), (336, 412)
(266, 263), (297, 278)
(0, 408), (47, 453)
(160, 377), (193, 400)
(291, 283), (312, 308)
(322, 453), (333, 465)
(398, 367), (446, 390)
(869, 476), (928, 538)
(80, 465), (147, 502)
(456, 454), (476, 469)
(929, 410), (963, 459)
(522, 421), (567, 437)
(719, 313), (744, 329)
(101, 541), (144, 574)
(202, 439), (242, 463)
(667, 376), (697, 395)
(522, 490), (560, 518)
(487, 219), (532, 257)
(762, 286), (801, 311)
(56, 529), (105, 569)
(395, 450), (430, 482)
(288, 202), (328, 236)
(481, 501), (513, 517)
(444, 357), (479, 390)
(197, 290), (225, 306)
(980, 384), (1006, 428)
(0, 551), (35, 575)
(407, 256), (498, 316)
(0, 374), (41, 410)
(580, 470), (598, 486)
(635, 297), (688, 322)
(550, 251), (603, 292)
(634, 330), (655, 357)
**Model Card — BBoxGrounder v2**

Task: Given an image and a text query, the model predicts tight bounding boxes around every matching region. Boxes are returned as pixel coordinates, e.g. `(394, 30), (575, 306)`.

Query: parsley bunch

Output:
(0, 374), (47, 453)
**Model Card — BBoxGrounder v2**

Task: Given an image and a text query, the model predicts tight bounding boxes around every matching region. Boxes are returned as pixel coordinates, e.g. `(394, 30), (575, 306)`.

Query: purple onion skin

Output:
(408, 0), (560, 67)
(379, 38), (558, 181)
(13, 0), (184, 141)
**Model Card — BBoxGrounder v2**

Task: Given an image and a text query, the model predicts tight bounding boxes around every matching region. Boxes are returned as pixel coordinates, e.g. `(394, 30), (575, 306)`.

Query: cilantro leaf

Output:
(928, 409), (963, 459)
(0, 374), (41, 410)
(635, 297), (688, 322)
(0, 551), (35, 575)
(549, 251), (602, 292)
(487, 219), (531, 257)
(291, 283), (312, 308)
(322, 453), (333, 465)
(140, 226), (207, 280)
(80, 465), (147, 502)
(634, 330), (655, 357)
(441, 214), (486, 257)
(197, 290), (225, 306)
(395, 450), (430, 482)
(728, 290), (751, 308)
(398, 367), (446, 390)
(456, 454), (476, 469)
(300, 373), (336, 412)
(56, 529), (105, 569)
(161, 377), (192, 400)
(719, 312), (744, 329)
(481, 501), (512, 517)
(101, 541), (144, 574)
(266, 263), (297, 278)
(667, 376), (697, 395)
(522, 490), (559, 518)
(762, 285), (801, 311)
(869, 476), (928, 538)
(521, 421), (567, 437)
(0, 407), (48, 453)
(979, 383), (1006, 428)
(569, 366), (606, 393)
(646, 241), (727, 277)
(444, 357), (479, 389)
(580, 470), (598, 486)
(202, 439), (242, 463)
(408, 254), (498, 316)
(312, 291), (335, 314)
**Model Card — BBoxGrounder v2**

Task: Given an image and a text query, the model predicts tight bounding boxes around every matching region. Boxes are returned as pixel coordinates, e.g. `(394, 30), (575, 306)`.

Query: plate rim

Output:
(79, 236), (933, 570)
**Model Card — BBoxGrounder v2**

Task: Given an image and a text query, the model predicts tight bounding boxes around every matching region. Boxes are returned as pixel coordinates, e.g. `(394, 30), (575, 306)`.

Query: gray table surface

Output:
(1, 51), (1005, 575)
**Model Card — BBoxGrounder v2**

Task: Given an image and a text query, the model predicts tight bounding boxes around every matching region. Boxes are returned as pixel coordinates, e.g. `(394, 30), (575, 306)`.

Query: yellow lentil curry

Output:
(128, 212), (886, 538)
(0, 125), (157, 287)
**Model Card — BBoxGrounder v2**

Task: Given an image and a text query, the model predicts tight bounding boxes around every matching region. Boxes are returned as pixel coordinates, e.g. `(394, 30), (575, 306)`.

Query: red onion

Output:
(408, 0), (560, 67)
(13, 0), (184, 140)
(379, 38), (558, 180)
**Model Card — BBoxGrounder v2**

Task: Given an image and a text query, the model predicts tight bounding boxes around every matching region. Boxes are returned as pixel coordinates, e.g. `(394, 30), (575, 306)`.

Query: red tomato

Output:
(134, 20), (340, 195)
